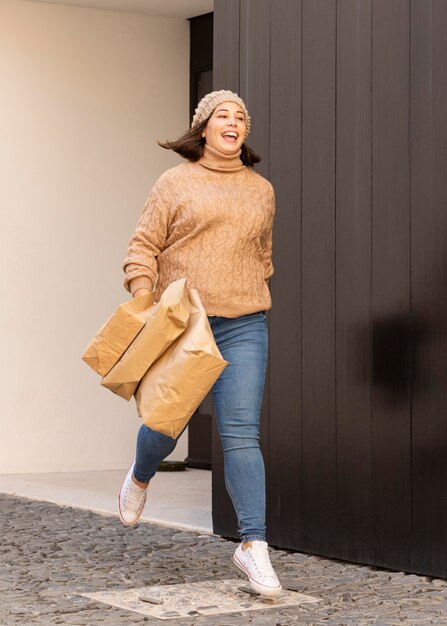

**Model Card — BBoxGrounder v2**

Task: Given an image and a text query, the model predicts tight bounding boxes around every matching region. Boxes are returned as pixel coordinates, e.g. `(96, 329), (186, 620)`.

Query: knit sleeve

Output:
(123, 186), (170, 295)
(261, 187), (275, 281)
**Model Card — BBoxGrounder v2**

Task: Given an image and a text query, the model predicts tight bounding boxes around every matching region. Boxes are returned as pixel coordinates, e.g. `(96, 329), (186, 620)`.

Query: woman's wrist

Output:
(129, 276), (153, 298)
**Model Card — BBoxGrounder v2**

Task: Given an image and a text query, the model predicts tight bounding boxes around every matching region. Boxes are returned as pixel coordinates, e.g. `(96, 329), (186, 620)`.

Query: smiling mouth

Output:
(221, 132), (239, 142)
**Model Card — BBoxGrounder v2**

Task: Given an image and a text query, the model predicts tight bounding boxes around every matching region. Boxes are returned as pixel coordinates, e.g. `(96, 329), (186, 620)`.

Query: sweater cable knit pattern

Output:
(123, 145), (275, 318)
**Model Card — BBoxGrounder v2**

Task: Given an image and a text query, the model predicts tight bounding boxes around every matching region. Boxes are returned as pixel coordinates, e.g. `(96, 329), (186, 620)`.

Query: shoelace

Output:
(248, 544), (277, 578)
(124, 482), (145, 512)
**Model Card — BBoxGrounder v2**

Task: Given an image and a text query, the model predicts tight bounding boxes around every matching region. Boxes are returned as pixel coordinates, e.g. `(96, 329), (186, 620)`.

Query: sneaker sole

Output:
(233, 552), (282, 598)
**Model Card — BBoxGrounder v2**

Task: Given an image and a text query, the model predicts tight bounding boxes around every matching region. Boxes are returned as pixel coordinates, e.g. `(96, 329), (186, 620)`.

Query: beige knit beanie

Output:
(191, 90), (251, 136)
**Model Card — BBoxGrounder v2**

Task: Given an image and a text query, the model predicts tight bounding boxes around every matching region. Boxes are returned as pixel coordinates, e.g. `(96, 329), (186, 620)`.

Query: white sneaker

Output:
(233, 540), (282, 597)
(118, 461), (148, 526)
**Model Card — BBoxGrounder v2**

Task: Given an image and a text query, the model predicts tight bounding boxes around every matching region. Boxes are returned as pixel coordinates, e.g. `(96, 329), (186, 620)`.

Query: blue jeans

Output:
(133, 311), (268, 542)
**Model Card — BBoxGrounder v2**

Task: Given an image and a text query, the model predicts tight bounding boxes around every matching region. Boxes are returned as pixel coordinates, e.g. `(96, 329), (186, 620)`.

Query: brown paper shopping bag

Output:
(100, 278), (190, 400)
(82, 292), (155, 377)
(135, 288), (228, 439)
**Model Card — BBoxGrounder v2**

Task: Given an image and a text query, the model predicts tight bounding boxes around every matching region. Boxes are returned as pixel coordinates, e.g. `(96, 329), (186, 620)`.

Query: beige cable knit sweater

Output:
(123, 144), (275, 318)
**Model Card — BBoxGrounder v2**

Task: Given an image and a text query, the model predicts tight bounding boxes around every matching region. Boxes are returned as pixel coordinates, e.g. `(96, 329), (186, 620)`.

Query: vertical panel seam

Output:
(300, 0), (304, 538)
(267, 0), (272, 185)
(267, 0), (272, 522)
(334, 0), (339, 544)
(237, 0), (241, 93)
(370, 0), (375, 564)
(409, 0), (413, 572)
(239, 0), (244, 97)
(240, 0), (243, 96)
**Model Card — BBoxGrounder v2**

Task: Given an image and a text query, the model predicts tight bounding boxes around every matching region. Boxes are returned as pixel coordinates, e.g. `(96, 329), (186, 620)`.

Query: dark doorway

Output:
(186, 12), (214, 471)
(189, 13), (213, 121)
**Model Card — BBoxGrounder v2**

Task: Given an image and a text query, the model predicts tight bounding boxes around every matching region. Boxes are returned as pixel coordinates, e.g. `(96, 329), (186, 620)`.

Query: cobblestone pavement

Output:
(1, 493), (447, 626)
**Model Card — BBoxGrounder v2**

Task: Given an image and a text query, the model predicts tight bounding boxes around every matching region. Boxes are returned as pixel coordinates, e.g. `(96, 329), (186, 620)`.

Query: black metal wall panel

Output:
(212, 0), (274, 541)
(211, 0), (240, 539)
(335, 0), (373, 563)
(411, 0), (447, 577)
(213, 0), (447, 576)
(212, 0), (240, 92)
(268, 0), (302, 548)
(239, 0), (271, 181)
(300, 0), (337, 556)
(239, 0), (272, 528)
(371, 0), (412, 571)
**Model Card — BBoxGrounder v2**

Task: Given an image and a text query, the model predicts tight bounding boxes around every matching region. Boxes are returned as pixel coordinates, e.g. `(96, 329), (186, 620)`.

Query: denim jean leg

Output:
(210, 313), (268, 542)
(133, 424), (177, 483)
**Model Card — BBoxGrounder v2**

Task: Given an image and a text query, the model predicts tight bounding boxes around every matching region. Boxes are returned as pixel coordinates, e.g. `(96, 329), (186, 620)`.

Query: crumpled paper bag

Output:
(82, 292), (155, 377)
(101, 278), (190, 400)
(135, 288), (228, 439)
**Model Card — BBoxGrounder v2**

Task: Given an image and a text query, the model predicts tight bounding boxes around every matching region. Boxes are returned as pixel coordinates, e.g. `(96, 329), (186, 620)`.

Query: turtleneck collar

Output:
(198, 144), (245, 173)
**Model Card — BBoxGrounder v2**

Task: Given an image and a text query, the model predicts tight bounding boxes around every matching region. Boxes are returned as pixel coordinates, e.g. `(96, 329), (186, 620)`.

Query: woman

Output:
(119, 90), (281, 597)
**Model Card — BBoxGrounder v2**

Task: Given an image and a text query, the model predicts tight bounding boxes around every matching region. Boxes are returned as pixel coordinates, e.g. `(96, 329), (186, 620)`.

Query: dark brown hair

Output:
(158, 118), (261, 167)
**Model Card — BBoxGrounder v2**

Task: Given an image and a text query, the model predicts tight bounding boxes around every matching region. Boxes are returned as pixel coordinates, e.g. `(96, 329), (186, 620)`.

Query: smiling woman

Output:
(119, 90), (281, 598)
(157, 90), (261, 166)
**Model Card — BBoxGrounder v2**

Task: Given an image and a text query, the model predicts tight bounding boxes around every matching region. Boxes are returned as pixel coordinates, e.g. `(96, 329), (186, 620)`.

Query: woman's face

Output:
(202, 101), (247, 153)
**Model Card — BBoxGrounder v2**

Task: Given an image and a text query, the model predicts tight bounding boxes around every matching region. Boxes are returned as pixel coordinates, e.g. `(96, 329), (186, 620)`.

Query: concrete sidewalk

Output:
(0, 468), (212, 534)
(2, 493), (447, 625)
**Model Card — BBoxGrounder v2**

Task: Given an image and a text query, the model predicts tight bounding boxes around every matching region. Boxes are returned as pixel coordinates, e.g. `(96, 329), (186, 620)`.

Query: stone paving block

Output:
(81, 579), (320, 620)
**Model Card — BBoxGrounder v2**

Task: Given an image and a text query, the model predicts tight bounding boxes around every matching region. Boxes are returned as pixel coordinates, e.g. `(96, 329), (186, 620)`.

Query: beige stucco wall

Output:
(0, 0), (189, 472)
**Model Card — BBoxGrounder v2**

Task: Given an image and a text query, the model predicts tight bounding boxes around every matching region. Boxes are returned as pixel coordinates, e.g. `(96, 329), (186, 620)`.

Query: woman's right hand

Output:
(133, 288), (151, 299)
